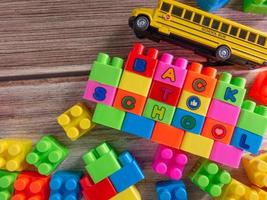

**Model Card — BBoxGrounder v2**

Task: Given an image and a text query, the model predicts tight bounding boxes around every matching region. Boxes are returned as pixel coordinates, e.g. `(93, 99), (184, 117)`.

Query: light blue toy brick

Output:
(197, 0), (230, 12)
(171, 108), (205, 134)
(231, 127), (263, 154)
(156, 180), (187, 200)
(122, 112), (155, 139)
(49, 171), (82, 200)
(109, 151), (144, 193)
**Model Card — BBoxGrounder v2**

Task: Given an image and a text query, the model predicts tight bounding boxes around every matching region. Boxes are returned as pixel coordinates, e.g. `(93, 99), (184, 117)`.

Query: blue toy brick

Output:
(231, 127), (263, 154)
(122, 112), (155, 139)
(109, 151), (144, 193)
(49, 171), (82, 200)
(156, 180), (187, 200)
(197, 0), (230, 12)
(171, 108), (205, 134)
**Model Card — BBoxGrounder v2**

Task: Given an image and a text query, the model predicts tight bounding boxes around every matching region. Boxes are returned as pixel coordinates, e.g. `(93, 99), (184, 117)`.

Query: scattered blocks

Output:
(82, 142), (121, 184)
(249, 70), (267, 105)
(152, 145), (188, 180)
(197, 0), (230, 12)
(189, 159), (231, 197)
(57, 102), (95, 141)
(0, 170), (18, 200)
(26, 135), (69, 175)
(110, 151), (144, 192)
(244, 0), (267, 15)
(156, 180), (187, 200)
(0, 139), (32, 172)
(110, 186), (141, 200)
(12, 171), (50, 200)
(49, 171), (82, 200)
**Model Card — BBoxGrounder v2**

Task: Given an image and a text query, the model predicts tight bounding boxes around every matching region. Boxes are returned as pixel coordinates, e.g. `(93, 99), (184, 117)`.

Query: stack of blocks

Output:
(80, 142), (144, 200)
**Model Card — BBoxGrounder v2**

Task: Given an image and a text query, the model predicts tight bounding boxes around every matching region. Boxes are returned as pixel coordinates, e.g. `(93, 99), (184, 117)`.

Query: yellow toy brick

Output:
(119, 70), (152, 97)
(177, 90), (211, 116)
(110, 186), (141, 200)
(57, 102), (95, 141)
(0, 139), (32, 171)
(180, 132), (214, 158)
(242, 153), (267, 188)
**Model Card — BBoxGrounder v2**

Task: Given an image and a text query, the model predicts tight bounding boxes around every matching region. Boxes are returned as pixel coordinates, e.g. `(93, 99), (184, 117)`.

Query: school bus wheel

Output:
(133, 15), (150, 33)
(215, 45), (231, 61)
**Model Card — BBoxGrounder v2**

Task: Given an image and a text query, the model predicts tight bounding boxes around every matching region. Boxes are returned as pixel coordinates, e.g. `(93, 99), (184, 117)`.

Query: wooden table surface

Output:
(0, 0), (266, 199)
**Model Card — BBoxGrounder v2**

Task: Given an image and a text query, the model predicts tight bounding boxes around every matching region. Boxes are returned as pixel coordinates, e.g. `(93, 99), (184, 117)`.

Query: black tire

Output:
(215, 45), (231, 61)
(133, 16), (150, 34)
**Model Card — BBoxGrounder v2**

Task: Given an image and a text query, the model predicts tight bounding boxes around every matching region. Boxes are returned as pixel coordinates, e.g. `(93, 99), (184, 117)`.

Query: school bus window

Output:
(161, 2), (171, 12)
(257, 36), (266, 46)
(220, 23), (229, 33)
(211, 20), (220, 30)
(193, 13), (202, 23)
(239, 29), (248, 39)
(172, 6), (183, 17)
(202, 17), (211, 26)
(248, 33), (256, 42)
(230, 26), (238, 36)
(184, 10), (193, 20)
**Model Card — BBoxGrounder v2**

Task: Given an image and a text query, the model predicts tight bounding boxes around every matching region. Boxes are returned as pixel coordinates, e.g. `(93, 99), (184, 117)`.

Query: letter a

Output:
(162, 68), (176, 82)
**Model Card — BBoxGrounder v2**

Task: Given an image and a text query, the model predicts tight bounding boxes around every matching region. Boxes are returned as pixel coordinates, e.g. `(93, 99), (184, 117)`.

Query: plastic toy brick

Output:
(207, 99), (241, 126)
(121, 112), (155, 139)
(92, 104), (125, 130)
(177, 90), (211, 116)
(197, 0), (230, 12)
(201, 118), (235, 144)
(119, 70), (152, 97)
(189, 159), (231, 197)
(242, 153), (267, 188)
(83, 80), (117, 106)
(171, 108), (205, 134)
(210, 141), (243, 168)
(152, 145), (188, 180)
(89, 52), (124, 87)
(124, 43), (159, 78)
(151, 122), (185, 149)
(113, 89), (147, 115)
(153, 53), (188, 88)
(231, 127), (263, 154)
(49, 171), (82, 200)
(253, 186), (267, 200)
(143, 98), (176, 124)
(237, 100), (267, 136)
(244, 0), (267, 15)
(12, 171), (50, 200)
(249, 70), (267, 105)
(110, 151), (144, 192)
(183, 63), (217, 98)
(110, 186), (141, 200)
(0, 170), (18, 200)
(80, 175), (117, 200)
(213, 72), (247, 107)
(0, 139), (32, 172)
(156, 180), (187, 200)
(57, 102), (95, 141)
(82, 142), (121, 184)
(180, 132), (214, 158)
(149, 80), (181, 107)
(26, 135), (69, 175)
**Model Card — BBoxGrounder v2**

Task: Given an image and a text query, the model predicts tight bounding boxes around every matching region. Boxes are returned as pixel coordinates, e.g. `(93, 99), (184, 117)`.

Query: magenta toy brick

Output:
(207, 99), (241, 126)
(154, 53), (188, 88)
(210, 141), (243, 168)
(83, 80), (117, 106)
(152, 145), (188, 180)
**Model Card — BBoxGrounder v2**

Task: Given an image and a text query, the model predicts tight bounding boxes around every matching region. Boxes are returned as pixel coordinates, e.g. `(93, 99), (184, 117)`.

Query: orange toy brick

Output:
(183, 63), (217, 98)
(249, 70), (267, 106)
(12, 171), (50, 200)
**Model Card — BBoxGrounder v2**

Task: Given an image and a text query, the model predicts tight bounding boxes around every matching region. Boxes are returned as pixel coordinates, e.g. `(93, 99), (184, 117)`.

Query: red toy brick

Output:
(12, 171), (50, 200)
(149, 80), (182, 106)
(124, 43), (159, 78)
(249, 70), (267, 105)
(80, 175), (117, 200)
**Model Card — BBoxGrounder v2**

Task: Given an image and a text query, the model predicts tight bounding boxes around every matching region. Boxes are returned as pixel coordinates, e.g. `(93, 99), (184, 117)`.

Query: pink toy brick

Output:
(152, 145), (188, 180)
(154, 53), (188, 88)
(83, 80), (117, 106)
(210, 141), (243, 168)
(207, 99), (241, 126)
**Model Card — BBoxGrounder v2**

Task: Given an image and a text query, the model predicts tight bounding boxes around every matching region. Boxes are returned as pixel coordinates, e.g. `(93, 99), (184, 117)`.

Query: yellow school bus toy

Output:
(129, 0), (267, 68)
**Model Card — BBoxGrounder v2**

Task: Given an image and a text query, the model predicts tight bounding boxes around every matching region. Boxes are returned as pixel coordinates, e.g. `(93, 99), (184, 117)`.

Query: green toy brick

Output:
(143, 98), (176, 124)
(237, 100), (267, 136)
(92, 104), (126, 130)
(244, 0), (267, 15)
(0, 170), (18, 200)
(189, 159), (231, 197)
(82, 142), (121, 183)
(213, 72), (246, 107)
(89, 53), (124, 87)
(26, 135), (69, 175)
